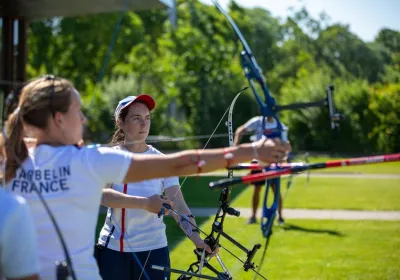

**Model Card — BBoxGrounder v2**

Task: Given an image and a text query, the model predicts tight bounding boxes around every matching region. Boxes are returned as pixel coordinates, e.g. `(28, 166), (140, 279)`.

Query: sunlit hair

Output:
(2, 75), (74, 182)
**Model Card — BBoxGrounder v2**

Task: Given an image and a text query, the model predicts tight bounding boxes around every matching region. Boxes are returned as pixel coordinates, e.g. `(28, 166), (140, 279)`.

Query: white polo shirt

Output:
(0, 188), (39, 279)
(7, 144), (133, 280)
(244, 116), (288, 142)
(98, 145), (179, 253)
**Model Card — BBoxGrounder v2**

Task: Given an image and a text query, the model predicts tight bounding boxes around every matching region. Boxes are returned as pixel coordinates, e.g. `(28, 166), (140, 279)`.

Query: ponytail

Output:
(0, 75), (74, 183)
(110, 103), (132, 145)
(3, 110), (28, 182)
(110, 127), (125, 145)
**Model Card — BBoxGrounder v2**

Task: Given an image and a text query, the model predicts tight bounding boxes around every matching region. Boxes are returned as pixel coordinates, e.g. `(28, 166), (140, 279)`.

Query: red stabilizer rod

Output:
(209, 153), (400, 189)
(228, 162), (304, 170)
(324, 153), (400, 168)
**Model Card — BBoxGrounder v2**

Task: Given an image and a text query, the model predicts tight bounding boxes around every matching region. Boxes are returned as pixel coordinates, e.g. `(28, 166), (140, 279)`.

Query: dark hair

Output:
(110, 100), (149, 144)
(2, 76), (73, 182)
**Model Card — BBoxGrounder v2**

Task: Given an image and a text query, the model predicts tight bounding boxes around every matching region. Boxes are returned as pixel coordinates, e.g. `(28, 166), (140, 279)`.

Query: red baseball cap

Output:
(114, 94), (156, 121)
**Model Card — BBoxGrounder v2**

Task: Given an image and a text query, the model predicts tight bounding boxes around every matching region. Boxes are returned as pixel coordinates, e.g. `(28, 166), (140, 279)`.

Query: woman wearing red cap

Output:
(95, 95), (218, 280)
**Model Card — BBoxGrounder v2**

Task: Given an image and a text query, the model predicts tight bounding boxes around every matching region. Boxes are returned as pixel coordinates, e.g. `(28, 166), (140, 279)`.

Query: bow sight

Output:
(274, 84), (344, 130)
(238, 22), (344, 131)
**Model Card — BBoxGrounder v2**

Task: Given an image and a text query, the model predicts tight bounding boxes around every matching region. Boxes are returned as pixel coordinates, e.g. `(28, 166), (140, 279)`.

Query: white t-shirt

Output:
(98, 145), (179, 253)
(6, 144), (133, 280)
(0, 188), (39, 279)
(244, 116), (288, 142)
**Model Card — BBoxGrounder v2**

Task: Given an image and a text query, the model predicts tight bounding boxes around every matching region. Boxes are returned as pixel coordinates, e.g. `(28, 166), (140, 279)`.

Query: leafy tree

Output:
(24, 1), (399, 153)
(375, 28), (400, 54)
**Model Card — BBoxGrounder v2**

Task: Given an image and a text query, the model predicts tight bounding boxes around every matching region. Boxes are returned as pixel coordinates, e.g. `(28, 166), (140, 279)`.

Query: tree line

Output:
(25, 0), (400, 154)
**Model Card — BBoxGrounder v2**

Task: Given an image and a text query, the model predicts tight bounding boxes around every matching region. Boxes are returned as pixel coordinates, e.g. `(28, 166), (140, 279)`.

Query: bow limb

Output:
(254, 178), (280, 279)
(153, 87), (249, 279)
(85, 0), (129, 120)
(253, 236), (271, 280)
(228, 90), (246, 173)
(211, 1), (279, 279)
(190, 89), (244, 279)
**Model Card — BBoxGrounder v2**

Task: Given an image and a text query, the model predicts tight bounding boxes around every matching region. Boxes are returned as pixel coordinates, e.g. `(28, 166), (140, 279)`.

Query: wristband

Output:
(223, 148), (234, 168)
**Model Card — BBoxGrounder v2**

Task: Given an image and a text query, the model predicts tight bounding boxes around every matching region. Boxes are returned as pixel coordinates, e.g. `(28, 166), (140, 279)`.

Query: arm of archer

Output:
(165, 186), (199, 231)
(100, 187), (173, 215)
(164, 186), (191, 220)
(122, 141), (291, 183)
(100, 188), (148, 209)
(123, 146), (242, 183)
(233, 125), (246, 145)
(165, 186), (215, 254)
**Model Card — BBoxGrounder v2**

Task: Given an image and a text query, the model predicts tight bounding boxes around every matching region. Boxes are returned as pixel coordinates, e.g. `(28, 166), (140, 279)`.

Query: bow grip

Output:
(226, 207), (240, 217)
(157, 207), (165, 218)
(157, 203), (172, 218)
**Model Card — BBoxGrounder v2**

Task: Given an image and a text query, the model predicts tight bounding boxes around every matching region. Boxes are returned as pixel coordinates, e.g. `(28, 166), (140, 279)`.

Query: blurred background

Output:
(1, 1), (399, 279)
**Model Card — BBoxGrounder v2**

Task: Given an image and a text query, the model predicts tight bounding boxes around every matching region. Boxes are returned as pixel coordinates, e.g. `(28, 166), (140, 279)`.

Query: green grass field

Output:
(178, 176), (400, 210)
(233, 177), (400, 210)
(96, 215), (400, 279)
(169, 219), (400, 280)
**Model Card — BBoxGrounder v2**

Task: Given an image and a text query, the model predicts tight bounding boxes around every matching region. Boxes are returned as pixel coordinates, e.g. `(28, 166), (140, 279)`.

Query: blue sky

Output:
(200, 0), (399, 42)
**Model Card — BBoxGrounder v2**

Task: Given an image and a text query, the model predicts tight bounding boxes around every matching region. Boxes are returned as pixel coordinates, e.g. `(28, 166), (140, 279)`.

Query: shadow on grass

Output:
(280, 222), (344, 237)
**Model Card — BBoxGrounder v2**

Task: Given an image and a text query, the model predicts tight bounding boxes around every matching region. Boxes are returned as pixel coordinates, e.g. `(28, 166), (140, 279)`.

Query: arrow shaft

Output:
(210, 153), (400, 188)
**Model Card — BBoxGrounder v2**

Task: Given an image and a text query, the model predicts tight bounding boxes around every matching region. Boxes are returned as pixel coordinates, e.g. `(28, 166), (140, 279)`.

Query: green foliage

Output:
(368, 83), (400, 153)
(25, 1), (400, 153)
(375, 28), (400, 53)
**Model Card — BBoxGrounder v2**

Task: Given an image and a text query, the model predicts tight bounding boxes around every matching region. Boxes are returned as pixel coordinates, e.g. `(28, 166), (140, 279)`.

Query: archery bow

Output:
(153, 88), (268, 280)
(153, 201), (266, 280)
(209, 1), (343, 278)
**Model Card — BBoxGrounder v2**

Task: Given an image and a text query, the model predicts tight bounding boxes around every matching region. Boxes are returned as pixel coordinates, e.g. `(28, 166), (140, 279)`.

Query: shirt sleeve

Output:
(1, 196), (39, 278)
(79, 146), (134, 185)
(243, 116), (261, 132)
(162, 176), (180, 190)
